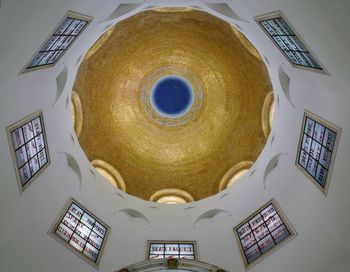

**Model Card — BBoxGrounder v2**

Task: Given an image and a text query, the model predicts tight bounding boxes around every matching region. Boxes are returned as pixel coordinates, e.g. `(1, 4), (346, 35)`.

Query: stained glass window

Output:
(24, 12), (92, 71)
(296, 111), (340, 194)
(50, 199), (110, 267)
(7, 111), (50, 192)
(256, 12), (324, 72)
(148, 241), (196, 260)
(234, 200), (295, 268)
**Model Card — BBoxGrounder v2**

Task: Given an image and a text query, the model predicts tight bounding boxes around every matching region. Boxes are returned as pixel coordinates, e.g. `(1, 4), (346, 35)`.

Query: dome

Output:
(1, 1), (350, 272)
(73, 9), (272, 201)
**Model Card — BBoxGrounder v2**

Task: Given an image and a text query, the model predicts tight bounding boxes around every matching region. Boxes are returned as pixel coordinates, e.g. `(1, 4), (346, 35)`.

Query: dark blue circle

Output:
(153, 77), (192, 115)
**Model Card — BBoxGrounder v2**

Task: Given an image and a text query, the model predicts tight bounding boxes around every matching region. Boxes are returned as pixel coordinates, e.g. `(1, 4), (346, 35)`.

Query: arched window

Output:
(91, 159), (126, 192)
(219, 161), (253, 192)
(71, 91), (83, 137)
(261, 92), (274, 138)
(150, 189), (194, 204)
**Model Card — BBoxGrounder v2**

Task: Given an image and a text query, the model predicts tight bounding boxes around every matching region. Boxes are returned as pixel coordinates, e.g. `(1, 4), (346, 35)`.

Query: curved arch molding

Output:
(219, 161), (253, 191)
(150, 188), (194, 204)
(71, 91), (83, 137)
(91, 159), (126, 192)
(262, 91), (275, 138)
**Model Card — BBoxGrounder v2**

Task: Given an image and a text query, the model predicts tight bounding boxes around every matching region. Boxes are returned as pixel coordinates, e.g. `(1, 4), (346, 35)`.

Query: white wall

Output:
(0, 0), (350, 271)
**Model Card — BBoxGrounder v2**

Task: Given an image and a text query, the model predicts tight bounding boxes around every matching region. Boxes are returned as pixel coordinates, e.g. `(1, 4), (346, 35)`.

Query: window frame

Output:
(233, 199), (297, 270)
(146, 240), (198, 261)
(295, 110), (341, 195)
(255, 10), (328, 74)
(6, 110), (50, 194)
(22, 10), (93, 73)
(48, 197), (111, 269)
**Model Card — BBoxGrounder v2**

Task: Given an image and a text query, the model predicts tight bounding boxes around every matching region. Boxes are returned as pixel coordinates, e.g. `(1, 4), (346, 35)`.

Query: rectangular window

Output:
(147, 241), (196, 260)
(49, 198), (110, 268)
(23, 11), (92, 72)
(7, 110), (50, 193)
(296, 110), (340, 194)
(255, 11), (325, 73)
(233, 199), (296, 269)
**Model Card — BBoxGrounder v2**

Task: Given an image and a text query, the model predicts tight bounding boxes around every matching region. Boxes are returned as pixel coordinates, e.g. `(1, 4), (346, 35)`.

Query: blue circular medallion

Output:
(150, 75), (194, 118)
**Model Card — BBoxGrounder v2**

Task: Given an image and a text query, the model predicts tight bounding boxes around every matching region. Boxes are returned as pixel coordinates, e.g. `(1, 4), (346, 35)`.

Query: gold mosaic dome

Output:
(73, 8), (273, 202)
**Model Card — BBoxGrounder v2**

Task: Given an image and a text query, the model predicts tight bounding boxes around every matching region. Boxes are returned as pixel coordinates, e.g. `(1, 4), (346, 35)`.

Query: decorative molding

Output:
(53, 64), (68, 107)
(150, 188), (194, 204)
(63, 152), (82, 188)
(193, 209), (230, 229)
(71, 91), (83, 138)
(219, 161), (253, 191)
(263, 153), (286, 188)
(278, 65), (294, 108)
(114, 209), (151, 228)
(91, 159), (126, 191)
(262, 91), (275, 138)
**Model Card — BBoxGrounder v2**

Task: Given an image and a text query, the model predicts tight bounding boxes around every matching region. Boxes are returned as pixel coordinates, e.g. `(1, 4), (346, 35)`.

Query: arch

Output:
(71, 91), (83, 137)
(261, 91), (275, 138)
(150, 188), (194, 204)
(219, 161), (253, 192)
(117, 258), (225, 271)
(91, 159), (126, 192)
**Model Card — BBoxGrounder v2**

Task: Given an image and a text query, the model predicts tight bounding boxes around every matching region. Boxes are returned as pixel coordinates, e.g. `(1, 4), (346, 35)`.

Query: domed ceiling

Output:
(73, 8), (273, 201)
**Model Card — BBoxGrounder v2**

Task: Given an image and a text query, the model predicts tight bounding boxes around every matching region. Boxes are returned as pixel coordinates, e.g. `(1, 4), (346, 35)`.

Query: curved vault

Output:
(73, 8), (273, 201)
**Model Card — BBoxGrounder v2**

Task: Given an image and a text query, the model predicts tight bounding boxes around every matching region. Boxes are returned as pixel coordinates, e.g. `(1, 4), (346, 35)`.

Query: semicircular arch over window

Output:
(261, 91), (275, 138)
(91, 159), (126, 192)
(150, 188), (194, 204)
(219, 161), (253, 192)
(71, 91), (83, 138)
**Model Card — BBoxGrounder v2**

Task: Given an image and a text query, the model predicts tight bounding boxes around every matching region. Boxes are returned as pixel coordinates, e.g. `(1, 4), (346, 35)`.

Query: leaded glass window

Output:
(296, 110), (340, 194)
(233, 200), (296, 268)
(7, 111), (50, 192)
(147, 241), (196, 260)
(49, 198), (110, 268)
(24, 11), (92, 71)
(256, 11), (325, 72)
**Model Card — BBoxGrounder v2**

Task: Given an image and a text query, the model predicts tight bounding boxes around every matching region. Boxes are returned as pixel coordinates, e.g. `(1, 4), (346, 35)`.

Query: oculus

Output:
(296, 110), (341, 194)
(7, 110), (50, 193)
(233, 199), (296, 269)
(141, 66), (204, 128)
(49, 198), (110, 268)
(150, 75), (194, 118)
